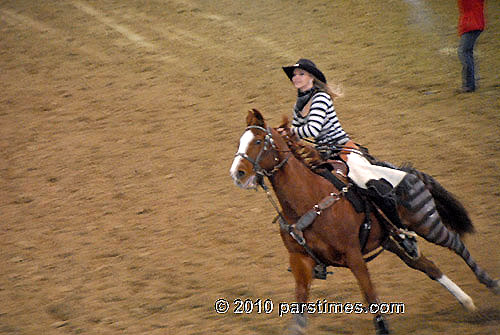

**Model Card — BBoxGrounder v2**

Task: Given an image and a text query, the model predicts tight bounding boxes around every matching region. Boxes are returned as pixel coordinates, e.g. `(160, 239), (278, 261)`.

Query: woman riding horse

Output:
(281, 58), (410, 240)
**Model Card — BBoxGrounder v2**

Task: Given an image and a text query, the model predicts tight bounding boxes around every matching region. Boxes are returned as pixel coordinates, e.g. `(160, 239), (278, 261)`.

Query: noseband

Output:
(235, 125), (290, 178)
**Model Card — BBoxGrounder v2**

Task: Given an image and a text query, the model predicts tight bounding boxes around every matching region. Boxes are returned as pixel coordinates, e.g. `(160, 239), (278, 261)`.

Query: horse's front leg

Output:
(287, 252), (315, 335)
(345, 248), (390, 335)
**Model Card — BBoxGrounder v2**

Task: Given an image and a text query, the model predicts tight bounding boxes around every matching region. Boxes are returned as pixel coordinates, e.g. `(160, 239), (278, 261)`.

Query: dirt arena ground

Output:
(1, 1), (499, 334)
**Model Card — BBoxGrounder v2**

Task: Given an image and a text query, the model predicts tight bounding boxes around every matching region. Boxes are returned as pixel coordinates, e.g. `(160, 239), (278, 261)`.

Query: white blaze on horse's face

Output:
(230, 129), (258, 189)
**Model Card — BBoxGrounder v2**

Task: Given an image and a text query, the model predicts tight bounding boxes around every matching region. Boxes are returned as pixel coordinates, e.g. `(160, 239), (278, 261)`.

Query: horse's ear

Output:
(246, 110), (254, 126)
(246, 109), (265, 127)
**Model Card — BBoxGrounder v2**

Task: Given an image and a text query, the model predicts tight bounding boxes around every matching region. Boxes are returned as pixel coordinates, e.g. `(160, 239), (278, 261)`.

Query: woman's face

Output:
(292, 68), (314, 92)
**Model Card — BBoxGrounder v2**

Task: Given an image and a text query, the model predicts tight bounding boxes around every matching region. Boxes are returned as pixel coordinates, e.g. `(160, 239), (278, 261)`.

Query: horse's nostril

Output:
(237, 170), (245, 179)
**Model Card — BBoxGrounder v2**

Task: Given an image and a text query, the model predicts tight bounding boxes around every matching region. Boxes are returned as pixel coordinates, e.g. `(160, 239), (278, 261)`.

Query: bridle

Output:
(235, 125), (291, 179)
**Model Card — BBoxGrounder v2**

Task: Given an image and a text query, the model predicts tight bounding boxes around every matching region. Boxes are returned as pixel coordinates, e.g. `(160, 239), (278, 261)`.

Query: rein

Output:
(301, 137), (366, 157)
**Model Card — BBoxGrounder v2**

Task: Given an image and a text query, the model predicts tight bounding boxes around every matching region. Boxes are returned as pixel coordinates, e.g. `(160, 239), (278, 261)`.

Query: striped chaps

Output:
(395, 173), (496, 288)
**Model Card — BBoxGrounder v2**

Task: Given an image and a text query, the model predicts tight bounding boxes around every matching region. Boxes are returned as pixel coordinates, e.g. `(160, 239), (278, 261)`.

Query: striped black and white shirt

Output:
(291, 91), (350, 148)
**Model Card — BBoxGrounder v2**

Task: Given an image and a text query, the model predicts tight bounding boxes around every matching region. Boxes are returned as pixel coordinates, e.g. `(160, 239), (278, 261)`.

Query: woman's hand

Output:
(276, 127), (288, 137)
(276, 127), (299, 142)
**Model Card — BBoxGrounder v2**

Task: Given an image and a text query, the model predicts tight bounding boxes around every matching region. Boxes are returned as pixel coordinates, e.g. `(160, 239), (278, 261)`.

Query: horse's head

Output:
(230, 109), (287, 189)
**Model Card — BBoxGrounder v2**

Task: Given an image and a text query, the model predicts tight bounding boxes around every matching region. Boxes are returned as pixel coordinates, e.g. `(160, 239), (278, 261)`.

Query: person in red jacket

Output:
(457, 0), (485, 92)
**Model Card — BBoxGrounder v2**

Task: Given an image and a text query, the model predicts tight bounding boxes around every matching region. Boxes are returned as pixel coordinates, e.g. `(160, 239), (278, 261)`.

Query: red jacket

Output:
(458, 0), (485, 35)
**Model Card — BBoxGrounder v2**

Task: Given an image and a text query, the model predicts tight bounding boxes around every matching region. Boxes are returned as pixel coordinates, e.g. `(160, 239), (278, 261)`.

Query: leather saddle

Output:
(323, 159), (349, 177)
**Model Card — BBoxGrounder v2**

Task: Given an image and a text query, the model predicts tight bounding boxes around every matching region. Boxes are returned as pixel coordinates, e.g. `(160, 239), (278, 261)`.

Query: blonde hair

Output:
(313, 78), (344, 99)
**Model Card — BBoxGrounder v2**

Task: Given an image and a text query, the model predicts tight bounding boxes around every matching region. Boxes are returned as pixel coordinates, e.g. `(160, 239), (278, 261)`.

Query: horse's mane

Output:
(277, 116), (325, 170)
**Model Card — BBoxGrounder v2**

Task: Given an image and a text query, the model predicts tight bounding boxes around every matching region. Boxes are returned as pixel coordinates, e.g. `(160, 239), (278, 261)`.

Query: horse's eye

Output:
(255, 139), (262, 145)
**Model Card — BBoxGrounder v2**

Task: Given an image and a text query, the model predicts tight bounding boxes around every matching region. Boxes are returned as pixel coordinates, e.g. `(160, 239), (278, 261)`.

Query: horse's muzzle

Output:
(230, 168), (258, 190)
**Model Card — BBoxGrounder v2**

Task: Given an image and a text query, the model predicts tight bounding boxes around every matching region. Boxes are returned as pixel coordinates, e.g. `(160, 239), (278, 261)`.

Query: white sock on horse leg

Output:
(437, 275), (476, 311)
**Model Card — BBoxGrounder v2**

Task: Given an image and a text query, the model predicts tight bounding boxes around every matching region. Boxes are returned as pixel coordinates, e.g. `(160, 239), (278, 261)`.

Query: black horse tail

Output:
(399, 164), (474, 236)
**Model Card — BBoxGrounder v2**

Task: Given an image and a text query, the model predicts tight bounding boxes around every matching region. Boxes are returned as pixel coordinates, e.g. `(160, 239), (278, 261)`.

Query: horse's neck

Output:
(270, 155), (332, 217)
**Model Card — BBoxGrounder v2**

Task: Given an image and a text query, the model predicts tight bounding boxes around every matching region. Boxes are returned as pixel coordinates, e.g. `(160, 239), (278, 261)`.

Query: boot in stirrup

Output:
(366, 179), (419, 258)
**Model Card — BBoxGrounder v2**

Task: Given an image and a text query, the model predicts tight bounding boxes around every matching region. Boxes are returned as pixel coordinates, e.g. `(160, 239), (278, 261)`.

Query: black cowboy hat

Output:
(282, 58), (327, 84)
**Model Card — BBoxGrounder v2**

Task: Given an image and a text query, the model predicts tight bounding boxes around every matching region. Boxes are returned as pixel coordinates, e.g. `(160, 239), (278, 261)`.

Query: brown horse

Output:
(229, 109), (499, 335)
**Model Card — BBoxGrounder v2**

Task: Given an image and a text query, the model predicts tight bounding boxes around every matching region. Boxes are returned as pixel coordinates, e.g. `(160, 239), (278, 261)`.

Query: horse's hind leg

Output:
(383, 238), (477, 311)
(397, 174), (499, 293)
(345, 248), (390, 335)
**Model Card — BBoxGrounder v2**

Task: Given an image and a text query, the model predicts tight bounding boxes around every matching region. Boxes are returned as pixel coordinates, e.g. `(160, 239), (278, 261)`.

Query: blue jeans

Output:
(458, 30), (482, 90)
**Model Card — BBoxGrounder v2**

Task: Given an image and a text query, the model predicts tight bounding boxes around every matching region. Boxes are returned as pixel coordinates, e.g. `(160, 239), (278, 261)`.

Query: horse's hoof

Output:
(285, 324), (306, 335)
(461, 297), (477, 312)
(489, 279), (500, 295)
(374, 315), (390, 335)
(285, 314), (307, 335)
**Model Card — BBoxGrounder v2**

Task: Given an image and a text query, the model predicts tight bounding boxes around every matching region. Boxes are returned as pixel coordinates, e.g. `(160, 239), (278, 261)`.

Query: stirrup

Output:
(395, 229), (419, 259)
(313, 264), (333, 280)
(287, 264), (333, 280)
